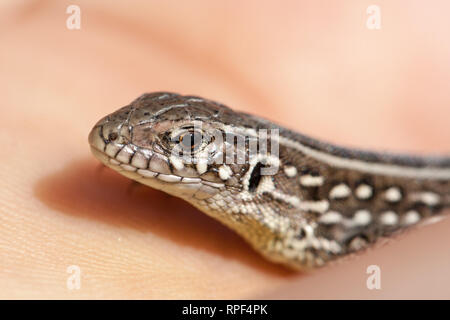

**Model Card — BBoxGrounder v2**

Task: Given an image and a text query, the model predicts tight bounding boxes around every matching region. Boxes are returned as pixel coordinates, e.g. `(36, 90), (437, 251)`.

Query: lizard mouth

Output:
(88, 125), (224, 199)
(89, 144), (207, 184)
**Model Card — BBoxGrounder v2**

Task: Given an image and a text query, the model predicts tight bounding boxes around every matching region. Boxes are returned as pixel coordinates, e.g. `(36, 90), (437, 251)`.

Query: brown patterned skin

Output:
(88, 92), (450, 270)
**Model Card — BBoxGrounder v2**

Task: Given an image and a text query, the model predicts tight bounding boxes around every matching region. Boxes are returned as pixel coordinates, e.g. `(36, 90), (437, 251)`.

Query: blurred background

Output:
(0, 0), (449, 299)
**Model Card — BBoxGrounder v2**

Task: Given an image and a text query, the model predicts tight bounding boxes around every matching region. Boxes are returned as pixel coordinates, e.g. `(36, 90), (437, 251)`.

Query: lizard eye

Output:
(178, 130), (203, 152)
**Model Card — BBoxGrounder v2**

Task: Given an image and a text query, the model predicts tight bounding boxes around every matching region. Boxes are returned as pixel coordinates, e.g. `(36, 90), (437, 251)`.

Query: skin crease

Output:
(0, 0), (449, 299)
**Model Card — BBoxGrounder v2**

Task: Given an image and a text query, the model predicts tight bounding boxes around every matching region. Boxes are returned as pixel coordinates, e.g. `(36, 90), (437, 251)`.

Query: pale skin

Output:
(0, 0), (449, 299)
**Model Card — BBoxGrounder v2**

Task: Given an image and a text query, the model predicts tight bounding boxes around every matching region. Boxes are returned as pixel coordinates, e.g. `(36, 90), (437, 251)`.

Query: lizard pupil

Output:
(179, 130), (202, 151)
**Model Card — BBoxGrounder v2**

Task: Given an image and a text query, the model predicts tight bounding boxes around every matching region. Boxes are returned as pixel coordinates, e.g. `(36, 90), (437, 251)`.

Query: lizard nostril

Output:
(108, 132), (118, 141)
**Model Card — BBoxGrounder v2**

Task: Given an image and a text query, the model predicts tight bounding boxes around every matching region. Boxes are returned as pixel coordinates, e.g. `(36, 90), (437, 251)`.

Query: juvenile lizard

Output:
(88, 92), (450, 270)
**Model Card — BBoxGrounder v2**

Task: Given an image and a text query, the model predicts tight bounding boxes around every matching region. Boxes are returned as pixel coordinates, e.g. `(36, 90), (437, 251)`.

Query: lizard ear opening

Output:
(248, 162), (264, 192)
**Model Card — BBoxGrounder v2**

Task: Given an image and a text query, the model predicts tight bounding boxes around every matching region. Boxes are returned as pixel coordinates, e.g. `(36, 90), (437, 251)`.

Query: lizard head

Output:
(88, 92), (278, 203)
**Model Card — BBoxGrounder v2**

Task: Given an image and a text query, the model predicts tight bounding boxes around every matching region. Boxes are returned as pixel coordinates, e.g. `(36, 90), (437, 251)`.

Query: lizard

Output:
(88, 92), (450, 270)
